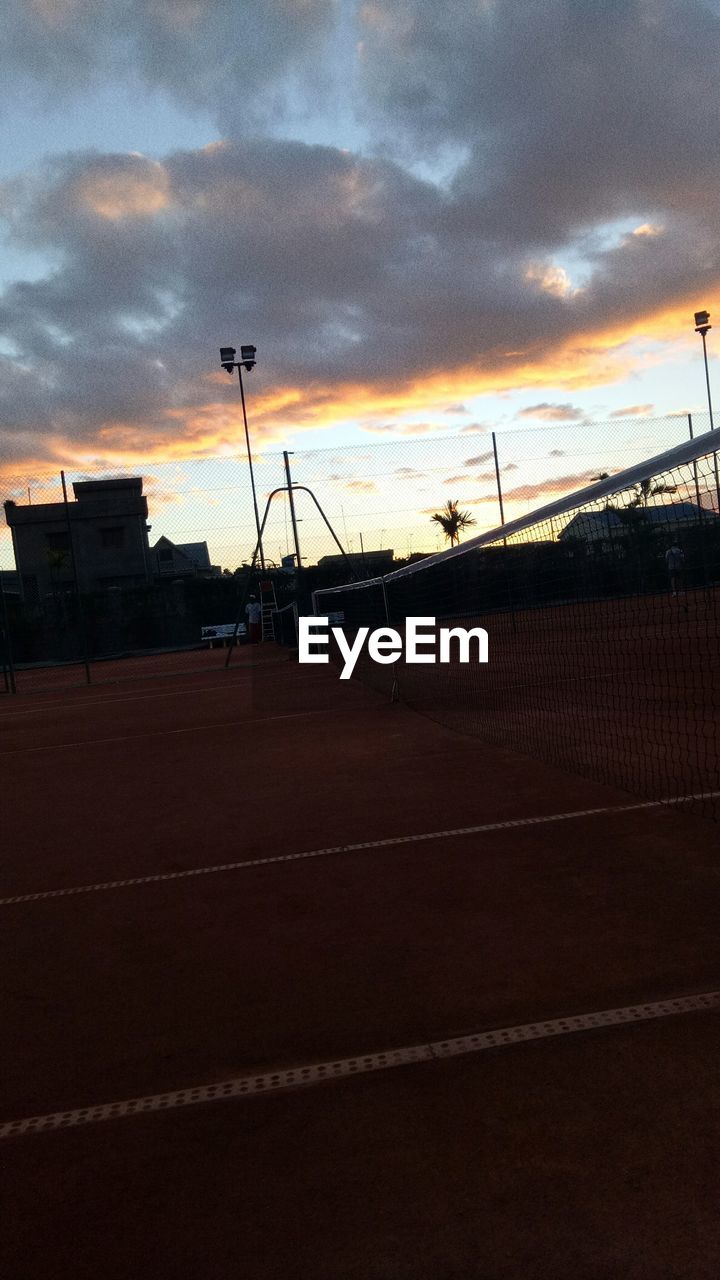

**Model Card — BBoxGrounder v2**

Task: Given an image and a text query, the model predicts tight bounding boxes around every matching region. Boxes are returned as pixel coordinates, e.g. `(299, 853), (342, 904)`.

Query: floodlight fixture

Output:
(693, 308), (715, 433)
(239, 344), (256, 371)
(220, 345), (236, 372)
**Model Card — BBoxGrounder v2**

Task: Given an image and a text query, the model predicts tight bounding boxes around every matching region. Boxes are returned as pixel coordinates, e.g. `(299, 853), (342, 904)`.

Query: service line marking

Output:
(2, 990), (718, 1140)
(1, 791), (715, 908)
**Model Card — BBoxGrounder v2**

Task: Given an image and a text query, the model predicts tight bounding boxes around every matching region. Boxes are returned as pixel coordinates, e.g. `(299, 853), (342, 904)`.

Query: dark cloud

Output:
(463, 452), (494, 466)
(0, 130), (714, 466)
(2, 2), (720, 464)
(359, 1), (720, 243)
(2, 0), (335, 127)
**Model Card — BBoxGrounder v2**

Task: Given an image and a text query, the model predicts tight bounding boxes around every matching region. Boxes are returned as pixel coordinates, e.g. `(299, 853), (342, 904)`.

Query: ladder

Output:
(259, 579), (277, 642)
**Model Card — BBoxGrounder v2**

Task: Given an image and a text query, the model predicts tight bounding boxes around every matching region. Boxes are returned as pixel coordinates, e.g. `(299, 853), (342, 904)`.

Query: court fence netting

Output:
(313, 427), (720, 821)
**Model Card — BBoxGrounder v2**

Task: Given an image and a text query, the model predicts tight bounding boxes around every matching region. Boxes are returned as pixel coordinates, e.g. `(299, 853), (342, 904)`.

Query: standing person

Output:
(245, 594), (262, 643)
(665, 542), (685, 596)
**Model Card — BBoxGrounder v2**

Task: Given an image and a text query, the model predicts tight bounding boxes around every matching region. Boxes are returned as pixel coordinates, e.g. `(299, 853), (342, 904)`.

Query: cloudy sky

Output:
(1, 0), (719, 559)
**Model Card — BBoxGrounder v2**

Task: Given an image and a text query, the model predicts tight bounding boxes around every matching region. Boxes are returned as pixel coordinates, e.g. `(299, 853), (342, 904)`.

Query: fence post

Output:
(0, 569), (16, 694)
(492, 432), (506, 543)
(688, 413), (712, 595)
(61, 471), (91, 685)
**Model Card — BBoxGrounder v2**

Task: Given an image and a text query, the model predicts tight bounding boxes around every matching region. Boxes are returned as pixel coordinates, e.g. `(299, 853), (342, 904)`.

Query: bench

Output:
(201, 623), (247, 648)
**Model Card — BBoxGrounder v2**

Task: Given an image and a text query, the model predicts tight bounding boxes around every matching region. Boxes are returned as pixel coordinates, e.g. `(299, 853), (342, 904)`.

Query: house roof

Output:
(559, 501), (712, 540)
(317, 549), (394, 567)
(151, 536), (212, 571)
(176, 542), (211, 570)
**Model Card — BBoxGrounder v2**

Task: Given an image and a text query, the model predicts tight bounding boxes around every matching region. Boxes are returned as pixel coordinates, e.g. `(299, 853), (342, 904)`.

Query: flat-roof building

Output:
(4, 477), (151, 599)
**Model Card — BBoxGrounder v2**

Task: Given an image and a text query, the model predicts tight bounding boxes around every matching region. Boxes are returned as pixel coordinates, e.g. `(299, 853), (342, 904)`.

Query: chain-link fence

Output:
(0, 412), (709, 691)
(315, 425), (720, 821)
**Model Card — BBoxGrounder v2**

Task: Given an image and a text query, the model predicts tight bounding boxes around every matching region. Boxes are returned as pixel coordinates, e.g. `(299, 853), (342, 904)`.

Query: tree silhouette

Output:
(46, 547), (69, 587)
(430, 499), (476, 547)
(627, 476), (677, 508)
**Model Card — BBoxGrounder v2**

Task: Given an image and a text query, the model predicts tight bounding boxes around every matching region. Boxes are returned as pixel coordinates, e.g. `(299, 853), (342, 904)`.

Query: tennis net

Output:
(314, 428), (720, 820)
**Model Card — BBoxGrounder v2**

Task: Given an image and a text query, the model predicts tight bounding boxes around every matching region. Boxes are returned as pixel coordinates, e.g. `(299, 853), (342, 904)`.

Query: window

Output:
(100, 526), (125, 549)
(45, 531), (70, 552)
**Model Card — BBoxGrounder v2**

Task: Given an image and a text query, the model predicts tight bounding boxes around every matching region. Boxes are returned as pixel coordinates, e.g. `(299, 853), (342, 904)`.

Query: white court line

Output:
(0, 677), (254, 718)
(0, 704), (356, 756)
(1, 791), (715, 908)
(2, 990), (718, 1140)
(0, 667), (336, 720)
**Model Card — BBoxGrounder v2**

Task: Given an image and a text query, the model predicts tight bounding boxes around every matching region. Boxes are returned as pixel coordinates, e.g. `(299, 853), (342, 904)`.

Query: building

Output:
(4, 477), (151, 600)
(317, 549), (394, 573)
(558, 502), (714, 551)
(0, 569), (21, 597)
(148, 536), (220, 578)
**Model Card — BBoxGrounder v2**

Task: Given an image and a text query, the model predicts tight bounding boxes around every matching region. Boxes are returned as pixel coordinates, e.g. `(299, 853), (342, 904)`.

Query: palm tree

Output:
(430, 499), (476, 547)
(627, 476), (677, 508)
(47, 547), (69, 590)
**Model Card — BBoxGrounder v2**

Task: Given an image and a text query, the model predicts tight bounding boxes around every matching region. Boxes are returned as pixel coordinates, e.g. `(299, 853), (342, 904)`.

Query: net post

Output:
(379, 575), (400, 702)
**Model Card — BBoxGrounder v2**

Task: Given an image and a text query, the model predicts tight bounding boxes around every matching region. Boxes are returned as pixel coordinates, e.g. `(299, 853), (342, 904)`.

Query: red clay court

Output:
(2, 645), (720, 1278)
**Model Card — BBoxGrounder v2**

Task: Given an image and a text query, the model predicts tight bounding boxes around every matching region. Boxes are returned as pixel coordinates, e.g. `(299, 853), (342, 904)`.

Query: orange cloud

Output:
(501, 470), (600, 503)
(3, 287), (716, 480)
(517, 402), (585, 421)
(609, 403), (655, 417)
(78, 161), (171, 220)
(236, 292), (718, 440)
(524, 262), (578, 299)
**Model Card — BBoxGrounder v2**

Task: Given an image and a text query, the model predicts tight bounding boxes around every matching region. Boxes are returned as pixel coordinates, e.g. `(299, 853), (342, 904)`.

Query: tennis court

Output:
(2, 645), (720, 1278)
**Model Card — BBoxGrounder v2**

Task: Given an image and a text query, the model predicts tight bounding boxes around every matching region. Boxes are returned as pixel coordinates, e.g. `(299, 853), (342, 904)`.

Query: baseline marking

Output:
(1, 791), (714, 907)
(0, 705), (357, 756)
(0, 668), (337, 720)
(2, 991), (717, 1139)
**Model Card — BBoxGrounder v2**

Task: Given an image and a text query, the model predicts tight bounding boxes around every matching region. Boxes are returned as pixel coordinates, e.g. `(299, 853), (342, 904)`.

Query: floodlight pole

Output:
(693, 312), (720, 510)
(694, 312), (715, 431)
(701, 329), (715, 430)
(220, 344), (265, 572)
